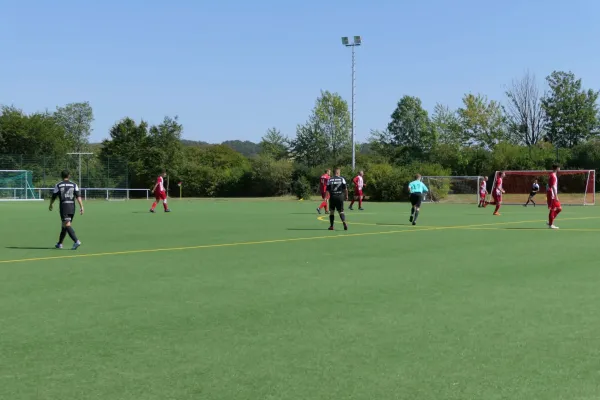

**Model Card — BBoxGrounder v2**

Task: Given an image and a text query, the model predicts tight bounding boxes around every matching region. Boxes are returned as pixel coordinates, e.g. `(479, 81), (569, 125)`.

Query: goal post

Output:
(421, 176), (483, 204)
(0, 170), (42, 201)
(489, 170), (596, 206)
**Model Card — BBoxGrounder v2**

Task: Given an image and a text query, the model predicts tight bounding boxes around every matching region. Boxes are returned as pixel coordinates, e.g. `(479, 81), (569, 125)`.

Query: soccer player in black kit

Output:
(49, 170), (84, 250)
(326, 168), (349, 231)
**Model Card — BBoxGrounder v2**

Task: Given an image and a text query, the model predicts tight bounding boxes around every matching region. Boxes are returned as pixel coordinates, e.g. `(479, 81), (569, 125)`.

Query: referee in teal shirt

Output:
(408, 174), (428, 225)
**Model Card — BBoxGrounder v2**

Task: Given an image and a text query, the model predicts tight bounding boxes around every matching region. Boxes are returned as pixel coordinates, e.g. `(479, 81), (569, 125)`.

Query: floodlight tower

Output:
(341, 36), (361, 171)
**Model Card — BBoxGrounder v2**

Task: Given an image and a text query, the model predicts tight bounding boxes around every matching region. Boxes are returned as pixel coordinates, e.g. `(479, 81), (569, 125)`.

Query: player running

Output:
(478, 176), (488, 207)
(491, 172), (506, 215)
(150, 169), (171, 213)
(49, 170), (84, 250)
(348, 170), (366, 211)
(547, 164), (562, 229)
(316, 169), (331, 214)
(408, 174), (428, 226)
(524, 179), (540, 207)
(326, 168), (348, 231)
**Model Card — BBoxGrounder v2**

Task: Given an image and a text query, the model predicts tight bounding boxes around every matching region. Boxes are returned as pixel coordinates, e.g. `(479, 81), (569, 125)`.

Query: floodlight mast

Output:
(341, 36), (361, 171)
(67, 152), (93, 186)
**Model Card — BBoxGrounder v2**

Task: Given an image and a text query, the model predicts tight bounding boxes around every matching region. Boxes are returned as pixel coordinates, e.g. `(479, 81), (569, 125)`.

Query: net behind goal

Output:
(421, 176), (482, 204)
(0, 170), (41, 201)
(490, 170), (596, 206)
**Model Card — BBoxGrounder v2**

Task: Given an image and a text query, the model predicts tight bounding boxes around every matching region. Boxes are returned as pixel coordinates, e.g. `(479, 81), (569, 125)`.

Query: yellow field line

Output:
(1, 216), (598, 265)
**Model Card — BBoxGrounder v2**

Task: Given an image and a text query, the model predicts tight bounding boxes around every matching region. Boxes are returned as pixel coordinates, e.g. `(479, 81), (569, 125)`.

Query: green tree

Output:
(458, 93), (508, 149)
(147, 116), (184, 184)
(100, 118), (151, 188)
(0, 105), (73, 156)
(291, 90), (351, 166)
(259, 127), (289, 160)
(371, 96), (435, 162)
(541, 70), (600, 148)
(54, 102), (94, 152)
(432, 103), (463, 146)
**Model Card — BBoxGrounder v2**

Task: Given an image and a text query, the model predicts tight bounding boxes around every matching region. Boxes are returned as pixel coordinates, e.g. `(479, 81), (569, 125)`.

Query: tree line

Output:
(1, 70), (600, 200)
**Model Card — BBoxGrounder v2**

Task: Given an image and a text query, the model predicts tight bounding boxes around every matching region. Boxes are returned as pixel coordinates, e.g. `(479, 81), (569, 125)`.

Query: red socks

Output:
(549, 208), (562, 225)
(494, 204), (500, 213)
(319, 201), (328, 211)
(151, 202), (157, 210)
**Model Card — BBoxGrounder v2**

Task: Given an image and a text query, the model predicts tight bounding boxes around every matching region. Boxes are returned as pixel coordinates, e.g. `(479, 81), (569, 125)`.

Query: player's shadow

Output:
(287, 228), (327, 231)
(376, 222), (409, 226)
(504, 227), (542, 230)
(132, 211), (151, 214)
(5, 246), (54, 250)
(289, 212), (320, 215)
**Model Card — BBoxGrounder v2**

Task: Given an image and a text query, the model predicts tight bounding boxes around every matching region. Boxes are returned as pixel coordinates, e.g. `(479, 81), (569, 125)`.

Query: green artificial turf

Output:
(1, 199), (600, 400)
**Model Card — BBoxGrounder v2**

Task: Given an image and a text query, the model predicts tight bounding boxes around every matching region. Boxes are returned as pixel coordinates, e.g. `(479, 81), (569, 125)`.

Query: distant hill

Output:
(221, 140), (260, 157)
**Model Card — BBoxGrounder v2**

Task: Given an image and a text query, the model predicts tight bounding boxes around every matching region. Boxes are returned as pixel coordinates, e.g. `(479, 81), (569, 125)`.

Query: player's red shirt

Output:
(353, 175), (364, 191)
(156, 176), (165, 194)
(319, 174), (330, 193)
(547, 172), (558, 199)
(494, 177), (503, 195)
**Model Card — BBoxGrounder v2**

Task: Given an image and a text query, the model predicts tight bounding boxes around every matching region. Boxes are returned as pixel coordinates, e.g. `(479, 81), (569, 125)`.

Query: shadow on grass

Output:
(6, 246), (54, 250)
(286, 228), (328, 231)
(376, 222), (409, 226)
(504, 227), (544, 230)
(289, 212), (321, 215)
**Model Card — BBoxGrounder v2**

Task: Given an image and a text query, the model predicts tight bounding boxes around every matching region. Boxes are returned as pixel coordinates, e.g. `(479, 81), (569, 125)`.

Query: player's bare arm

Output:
(77, 197), (85, 215)
(344, 188), (349, 201)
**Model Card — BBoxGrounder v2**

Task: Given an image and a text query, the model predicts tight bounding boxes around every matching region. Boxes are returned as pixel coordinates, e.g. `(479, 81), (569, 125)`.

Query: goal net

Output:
(421, 176), (482, 204)
(0, 170), (42, 201)
(489, 170), (596, 206)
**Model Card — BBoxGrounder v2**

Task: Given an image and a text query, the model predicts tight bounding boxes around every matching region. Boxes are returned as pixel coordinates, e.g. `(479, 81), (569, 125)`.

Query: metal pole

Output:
(78, 153), (82, 185)
(351, 44), (356, 171)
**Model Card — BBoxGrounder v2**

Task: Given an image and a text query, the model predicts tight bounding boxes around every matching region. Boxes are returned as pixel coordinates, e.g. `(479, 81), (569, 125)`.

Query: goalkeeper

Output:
(408, 174), (429, 226)
(524, 179), (540, 207)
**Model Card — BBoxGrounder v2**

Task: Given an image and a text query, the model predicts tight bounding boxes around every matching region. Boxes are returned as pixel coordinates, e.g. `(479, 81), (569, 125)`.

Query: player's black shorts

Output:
(529, 191), (537, 197)
(410, 193), (423, 207)
(329, 196), (344, 213)
(60, 213), (74, 222)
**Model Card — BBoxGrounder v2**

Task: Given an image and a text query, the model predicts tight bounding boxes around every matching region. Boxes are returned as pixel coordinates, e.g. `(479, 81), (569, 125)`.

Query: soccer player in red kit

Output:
(349, 171), (366, 211)
(547, 164), (562, 229)
(316, 169), (331, 214)
(491, 172), (505, 215)
(478, 176), (488, 207)
(150, 169), (171, 213)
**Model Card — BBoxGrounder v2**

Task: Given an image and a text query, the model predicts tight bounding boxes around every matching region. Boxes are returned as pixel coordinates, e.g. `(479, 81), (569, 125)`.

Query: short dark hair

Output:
(552, 164), (559, 170)
(61, 170), (70, 179)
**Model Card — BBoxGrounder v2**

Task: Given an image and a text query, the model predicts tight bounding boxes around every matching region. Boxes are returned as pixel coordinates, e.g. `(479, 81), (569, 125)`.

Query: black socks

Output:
(66, 226), (78, 242)
(329, 214), (335, 227)
(58, 228), (67, 244)
(414, 210), (420, 223)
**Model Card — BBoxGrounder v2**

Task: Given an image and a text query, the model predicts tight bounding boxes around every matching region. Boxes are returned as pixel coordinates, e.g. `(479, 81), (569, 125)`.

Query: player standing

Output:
(478, 176), (488, 207)
(316, 169), (330, 214)
(326, 168), (348, 231)
(547, 164), (562, 229)
(492, 172), (506, 215)
(408, 174), (428, 226)
(49, 170), (83, 250)
(150, 169), (171, 213)
(348, 170), (366, 211)
(524, 179), (540, 207)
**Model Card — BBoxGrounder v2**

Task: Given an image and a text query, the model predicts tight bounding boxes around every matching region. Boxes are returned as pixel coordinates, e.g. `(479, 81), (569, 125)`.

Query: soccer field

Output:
(1, 199), (600, 400)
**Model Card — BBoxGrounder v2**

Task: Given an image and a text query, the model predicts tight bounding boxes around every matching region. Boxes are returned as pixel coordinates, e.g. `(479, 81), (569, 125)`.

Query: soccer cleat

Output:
(412, 222), (416, 226)
(343, 223), (348, 231)
(358, 208), (364, 211)
(328, 226), (334, 230)
(165, 209), (171, 212)
(549, 225), (559, 229)
(348, 207), (353, 211)
(55, 243), (63, 249)
(71, 241), (81, 250)
(324, 211), (329, 214)
(149, 209), (155, 213)
(316, 207), (321, 214)
(493, 212), (500, 216)
(409, 215), (414, 222)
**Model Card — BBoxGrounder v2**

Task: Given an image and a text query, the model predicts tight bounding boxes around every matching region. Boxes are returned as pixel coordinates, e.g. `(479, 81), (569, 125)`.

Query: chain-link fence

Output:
(0, 154), (149, 200)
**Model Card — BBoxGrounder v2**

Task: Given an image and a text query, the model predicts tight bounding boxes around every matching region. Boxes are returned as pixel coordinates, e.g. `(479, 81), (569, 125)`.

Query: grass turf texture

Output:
(1, 199), (600, 400)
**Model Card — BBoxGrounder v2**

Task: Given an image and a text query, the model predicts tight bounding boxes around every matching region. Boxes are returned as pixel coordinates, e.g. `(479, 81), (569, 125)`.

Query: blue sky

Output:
(2, 0), (599, 144)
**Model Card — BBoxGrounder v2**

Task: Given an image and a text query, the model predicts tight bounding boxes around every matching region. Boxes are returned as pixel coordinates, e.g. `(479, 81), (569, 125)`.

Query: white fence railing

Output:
(0, 187), (151, 201)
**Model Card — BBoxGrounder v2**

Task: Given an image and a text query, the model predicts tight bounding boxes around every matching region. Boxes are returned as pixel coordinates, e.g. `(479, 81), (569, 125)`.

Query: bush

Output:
(292, 176), (311, 199)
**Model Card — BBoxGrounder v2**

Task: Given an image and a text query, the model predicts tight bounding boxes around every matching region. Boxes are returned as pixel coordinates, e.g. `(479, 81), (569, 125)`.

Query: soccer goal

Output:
(489, 170), (596, 206)
(421, 176), (483, 204)
(0, 170), (42, 201)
